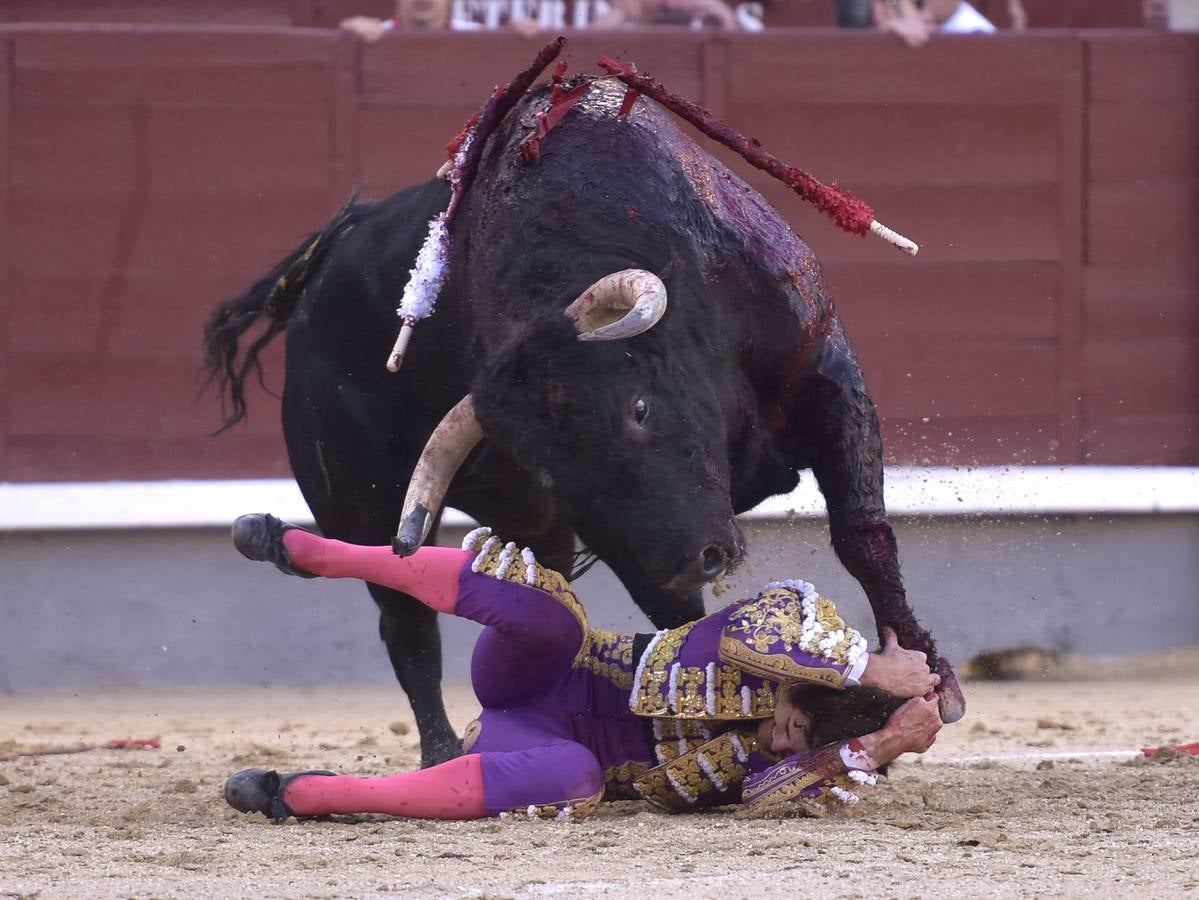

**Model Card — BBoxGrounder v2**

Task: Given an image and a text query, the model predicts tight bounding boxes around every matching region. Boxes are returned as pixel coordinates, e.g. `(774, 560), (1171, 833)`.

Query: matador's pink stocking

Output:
(283, 754), (486, 819)
(282, 531), (471, 614)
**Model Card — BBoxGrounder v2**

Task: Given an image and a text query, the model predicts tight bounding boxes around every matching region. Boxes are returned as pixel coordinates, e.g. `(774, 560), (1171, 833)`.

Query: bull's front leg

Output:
(795, 333), (965, 723)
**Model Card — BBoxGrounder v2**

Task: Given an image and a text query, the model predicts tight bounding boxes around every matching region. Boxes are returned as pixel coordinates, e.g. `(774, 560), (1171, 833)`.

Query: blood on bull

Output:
(204, 38), (964, 768)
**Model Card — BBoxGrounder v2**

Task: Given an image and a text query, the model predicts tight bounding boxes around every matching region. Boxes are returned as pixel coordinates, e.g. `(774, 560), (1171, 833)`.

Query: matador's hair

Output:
(792, 685), (906, 751)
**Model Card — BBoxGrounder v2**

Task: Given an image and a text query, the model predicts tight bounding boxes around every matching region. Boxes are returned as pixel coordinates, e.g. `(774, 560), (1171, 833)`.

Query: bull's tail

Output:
(202, 192), (360, 433)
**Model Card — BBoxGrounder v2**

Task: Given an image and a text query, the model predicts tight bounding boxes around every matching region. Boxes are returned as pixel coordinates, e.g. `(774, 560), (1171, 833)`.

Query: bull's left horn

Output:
(393, 395), (484, 556)
(564, 269), (668, 342)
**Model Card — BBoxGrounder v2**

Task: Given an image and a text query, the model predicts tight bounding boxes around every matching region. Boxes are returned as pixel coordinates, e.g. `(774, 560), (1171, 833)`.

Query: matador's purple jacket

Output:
(455, 527), (880, 820)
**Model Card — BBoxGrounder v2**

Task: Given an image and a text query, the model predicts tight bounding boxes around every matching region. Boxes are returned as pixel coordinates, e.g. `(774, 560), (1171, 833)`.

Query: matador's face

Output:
(761, 689), (813, 755)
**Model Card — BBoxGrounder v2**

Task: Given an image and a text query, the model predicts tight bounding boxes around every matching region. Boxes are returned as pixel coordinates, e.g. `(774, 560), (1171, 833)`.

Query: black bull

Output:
(205, 79), (964, 766)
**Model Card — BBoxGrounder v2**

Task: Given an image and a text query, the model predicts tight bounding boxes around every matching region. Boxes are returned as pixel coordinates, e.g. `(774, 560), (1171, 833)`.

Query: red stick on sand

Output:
(1142, 741), (1199, 757)
(0, 738), (160, 761)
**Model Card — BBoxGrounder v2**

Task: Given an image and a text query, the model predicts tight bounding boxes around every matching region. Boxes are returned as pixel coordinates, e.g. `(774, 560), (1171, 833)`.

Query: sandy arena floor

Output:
(2, 656), (1198, 899)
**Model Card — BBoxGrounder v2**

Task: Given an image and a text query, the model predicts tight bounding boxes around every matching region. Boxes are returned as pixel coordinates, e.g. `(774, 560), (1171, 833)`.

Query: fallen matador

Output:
(225, 515), (942, 821)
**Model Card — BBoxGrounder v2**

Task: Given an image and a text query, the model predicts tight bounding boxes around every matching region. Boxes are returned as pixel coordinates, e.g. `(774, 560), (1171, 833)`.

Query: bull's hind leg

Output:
(375, 588), (462, 768)
(283, 389), (462, 767)
(791, 327), (964, 723)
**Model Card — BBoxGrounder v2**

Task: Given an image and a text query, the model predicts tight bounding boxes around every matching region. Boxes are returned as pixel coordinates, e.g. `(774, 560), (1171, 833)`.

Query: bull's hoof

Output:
(935, 657), (966, 724)
(419, 733), (465, 770)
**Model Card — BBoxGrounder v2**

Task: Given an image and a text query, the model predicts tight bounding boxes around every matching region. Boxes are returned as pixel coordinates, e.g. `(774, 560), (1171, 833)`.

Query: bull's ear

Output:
(564, 269), (668, 342)
(393, 395), (484, 555)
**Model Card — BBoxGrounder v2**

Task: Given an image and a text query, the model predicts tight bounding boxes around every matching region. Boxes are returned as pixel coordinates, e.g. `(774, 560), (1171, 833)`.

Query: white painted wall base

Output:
(2, 508), (1196, 693)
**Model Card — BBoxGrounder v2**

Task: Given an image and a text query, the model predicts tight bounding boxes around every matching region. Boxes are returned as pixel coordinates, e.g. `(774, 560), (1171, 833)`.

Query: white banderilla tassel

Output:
(386, 315), (417, 373)
(869, 219), (919, 256)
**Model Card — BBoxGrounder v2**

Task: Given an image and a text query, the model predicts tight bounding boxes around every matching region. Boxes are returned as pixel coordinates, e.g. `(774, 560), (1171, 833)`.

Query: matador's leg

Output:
(234, 515), (586, 707)
(225, 740), (603, 822)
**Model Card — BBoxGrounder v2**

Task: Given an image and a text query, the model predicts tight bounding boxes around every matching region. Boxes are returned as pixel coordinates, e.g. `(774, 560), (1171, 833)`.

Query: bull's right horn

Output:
(564, 269), (668, 342)
(393, 395), (484, 556)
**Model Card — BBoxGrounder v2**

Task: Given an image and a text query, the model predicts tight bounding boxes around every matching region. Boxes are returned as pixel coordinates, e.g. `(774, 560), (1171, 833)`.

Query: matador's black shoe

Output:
(224, 768), (335, 823)
(231, 513), (317, 578)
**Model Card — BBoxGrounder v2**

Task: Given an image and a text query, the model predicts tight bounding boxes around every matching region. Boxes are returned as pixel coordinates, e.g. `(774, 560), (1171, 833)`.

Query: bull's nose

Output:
(700, 544), (727, 578)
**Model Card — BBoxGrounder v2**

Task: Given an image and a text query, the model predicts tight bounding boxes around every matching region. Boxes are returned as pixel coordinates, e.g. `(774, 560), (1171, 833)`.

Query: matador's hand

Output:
(860, 626), (942, 698)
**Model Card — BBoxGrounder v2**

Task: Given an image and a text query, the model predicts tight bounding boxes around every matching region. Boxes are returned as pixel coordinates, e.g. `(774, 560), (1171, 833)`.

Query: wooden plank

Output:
(880, 415), (1064, 467)
(1089, 100), (1199, 183)
(1056, 38), (1084, 463)
(855, 338), (1060, 420)
(826, 262), (1061, 341)
(1083, 262), (1199, 341)
(726, 34), (1074, 107)
(16, 60), (332, 107)
(0, 36), (11, 476)
(9, 187), (334, 275)
(7, 350), (288, 440)
(12, 28), (336, 67)
(1082, 414), (1199, 466)
(1087, 182), (1199, 266)
(723, 101), (1061, 187)
(1087, 33), (1199, 104)
(1017, 0), (1143, 28)
(701, 35), (729, 119)
(358, 104), (475, 188)
(7, 269), (272, 357)
(753, 0), (834, 27)
(1082, 338), (1199, 420)
(328, 29), (359, 204)
(0, 1), (293, 25)
(12, 105), (332, 194)
(3, 433), (293, 482)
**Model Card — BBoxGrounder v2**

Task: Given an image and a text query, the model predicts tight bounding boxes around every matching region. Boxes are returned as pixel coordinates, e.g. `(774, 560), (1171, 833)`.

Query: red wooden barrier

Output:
(0, 0), (1149, 29)
(0, 26), (1194, 482)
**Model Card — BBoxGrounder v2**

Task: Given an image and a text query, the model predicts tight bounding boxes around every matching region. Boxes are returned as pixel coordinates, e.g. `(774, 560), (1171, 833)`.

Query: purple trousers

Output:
(453, 564), (651, 815)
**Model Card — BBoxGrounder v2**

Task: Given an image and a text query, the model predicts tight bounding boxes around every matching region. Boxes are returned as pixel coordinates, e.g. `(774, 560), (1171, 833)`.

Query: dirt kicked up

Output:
(2, 658), (1198, 899)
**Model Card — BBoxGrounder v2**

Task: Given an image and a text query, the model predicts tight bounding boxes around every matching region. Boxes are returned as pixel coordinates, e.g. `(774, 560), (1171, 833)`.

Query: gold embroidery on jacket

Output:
(629, 623), (779, 720)
(602, 759), (652, 799)
(633, 731), (761, 811)
(580, 630), (636, 689)
(719, 637), (847, 687)
(629, 622), (697, 716)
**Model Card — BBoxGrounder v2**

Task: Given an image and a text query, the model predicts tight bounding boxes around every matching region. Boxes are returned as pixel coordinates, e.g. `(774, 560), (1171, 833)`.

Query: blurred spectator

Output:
(871, 0), (932, 45)
(865, 0), (1025, 48)
(921, 0), (996, 32)
(340, 0), (543, 38)
(1143, 0), (1169, 27)
(591, 0), (747, 29)
(833, 0), (875, 27)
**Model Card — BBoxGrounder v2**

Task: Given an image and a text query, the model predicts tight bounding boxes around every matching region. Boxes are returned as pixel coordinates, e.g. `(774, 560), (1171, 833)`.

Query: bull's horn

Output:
(392, 395), (484, 556)
(564, 269), (668, 342)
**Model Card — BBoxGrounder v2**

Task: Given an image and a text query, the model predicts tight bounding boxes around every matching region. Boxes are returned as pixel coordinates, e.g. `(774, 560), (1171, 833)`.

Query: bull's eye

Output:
(634, 398), (650, 425)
